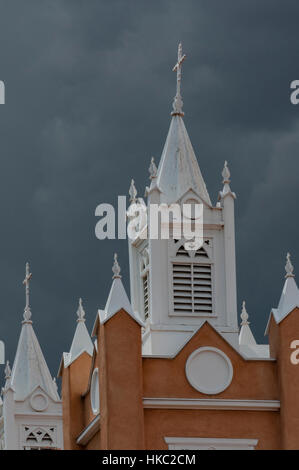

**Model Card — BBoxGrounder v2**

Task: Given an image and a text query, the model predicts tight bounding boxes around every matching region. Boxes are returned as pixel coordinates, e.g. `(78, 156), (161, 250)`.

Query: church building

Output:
(1, 44), (299, 450)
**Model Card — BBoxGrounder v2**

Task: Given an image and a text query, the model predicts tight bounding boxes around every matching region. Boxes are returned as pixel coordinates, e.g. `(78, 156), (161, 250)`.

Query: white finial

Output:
(77, 298), (86, 322)
(112, 253), (121, 279)
(129, 179), (137, 203)
(149, 157), (157, 179)
(285, 252), (295, 278)
(4, 360), (11, 380)
(23, 262), (32, 322)
(172, 42), (186, 116)
(240, 301), (249, 325)
(53, 377), (58, 391)
(222, 161), (231, 184)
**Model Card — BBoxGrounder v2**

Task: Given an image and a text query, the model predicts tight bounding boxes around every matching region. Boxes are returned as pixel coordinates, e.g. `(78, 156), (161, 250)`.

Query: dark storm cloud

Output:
(0, 0), (298, 378)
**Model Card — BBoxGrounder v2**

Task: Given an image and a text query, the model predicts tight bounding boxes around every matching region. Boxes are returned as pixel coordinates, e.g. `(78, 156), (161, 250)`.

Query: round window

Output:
(90, 368), (100, 415)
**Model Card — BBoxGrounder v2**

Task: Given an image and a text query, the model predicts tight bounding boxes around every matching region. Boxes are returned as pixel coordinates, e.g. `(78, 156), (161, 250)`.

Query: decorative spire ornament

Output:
(172, 42), (186, 116)
(129, 179), (137, 203)
(149, 157), (157, 180)
(53, 377), (58, 391)
(285, 252), (295, 278)
(76, 298), (86, 322)
(4, 360), (11, 380)
(112, 253), (121, 279)
(240, 301), (249, 325)
(23, 262), (32, 322)
(222, 161), (231, 184)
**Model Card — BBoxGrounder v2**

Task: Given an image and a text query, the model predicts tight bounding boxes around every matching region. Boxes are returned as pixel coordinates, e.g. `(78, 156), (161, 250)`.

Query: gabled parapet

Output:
(266, 253), (299, 449)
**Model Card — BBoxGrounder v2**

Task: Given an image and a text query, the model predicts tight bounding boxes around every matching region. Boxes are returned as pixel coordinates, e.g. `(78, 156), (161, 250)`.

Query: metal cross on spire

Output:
(172, 42), (186, 116)
(23, 262), (32, 322)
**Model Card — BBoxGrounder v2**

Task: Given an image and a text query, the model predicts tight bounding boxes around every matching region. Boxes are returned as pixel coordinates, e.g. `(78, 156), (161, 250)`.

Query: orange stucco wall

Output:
(268, 307), (299, 449)
(143, 323), (278, 401)
(61, 352), (92, 450)
(61, 309), (299, 450)
(144, 409), (280, 449)
(98, 310), (144, 450)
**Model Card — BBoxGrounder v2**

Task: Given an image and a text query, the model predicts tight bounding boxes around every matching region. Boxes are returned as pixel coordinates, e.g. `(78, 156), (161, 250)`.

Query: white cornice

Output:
(143, 397), (280, 411)
(76, 414), (100, 446)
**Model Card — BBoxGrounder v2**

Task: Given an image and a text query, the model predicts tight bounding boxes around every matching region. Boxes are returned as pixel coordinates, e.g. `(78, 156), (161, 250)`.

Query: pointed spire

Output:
(265, 254), (299, 332)
(240, 301), (249, 325)
(112, 253), (121, 279)
(285, 252), (295, 278)
(22, 262), (32, 323)
(76, 297), (86, 322)
(239, 301), (257, 346)
(149, 157), (157, 180)
(129, 179), (137, 203)
(172, 42), (186, 116)
(61, 299), (94, 372)
(4, 360), (11, 380)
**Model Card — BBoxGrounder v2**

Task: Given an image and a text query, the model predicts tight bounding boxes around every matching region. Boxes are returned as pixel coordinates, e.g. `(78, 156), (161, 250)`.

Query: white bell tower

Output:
(128, 44), (239, 353)
(0, 263), (63, 450)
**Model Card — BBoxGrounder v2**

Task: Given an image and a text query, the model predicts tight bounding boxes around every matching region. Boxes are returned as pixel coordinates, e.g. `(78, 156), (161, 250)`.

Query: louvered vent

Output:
(173, 263), (212, 314)
(143, 274), (149, 320)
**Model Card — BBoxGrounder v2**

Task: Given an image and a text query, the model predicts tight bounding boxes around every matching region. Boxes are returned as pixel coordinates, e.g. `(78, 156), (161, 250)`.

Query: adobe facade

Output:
(2, 44), (299, 450)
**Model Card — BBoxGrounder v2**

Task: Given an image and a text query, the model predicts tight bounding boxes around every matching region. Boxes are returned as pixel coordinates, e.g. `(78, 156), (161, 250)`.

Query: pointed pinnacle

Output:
(4, 360), (11, 380)
(285, 252), (295, 278)
(129, 179), (137, 203)
(112, 253), (121, 279)
(77, 297), (86, 322)
(222, 161), (231, 184)
(149, 157), (157, 180)
(240, 300), (249, 325)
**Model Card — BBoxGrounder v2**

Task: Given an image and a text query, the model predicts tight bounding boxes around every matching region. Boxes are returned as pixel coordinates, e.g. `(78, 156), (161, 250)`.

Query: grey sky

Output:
(0, 0), (298, 379)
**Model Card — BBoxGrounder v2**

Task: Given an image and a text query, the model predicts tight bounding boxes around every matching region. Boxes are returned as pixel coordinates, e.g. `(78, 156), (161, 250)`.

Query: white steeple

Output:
(58, 298), (93, 376)
(104, 254), (143, 325)
(239, 301), (257, 346)
(267, 253), (299, 327)
(1, 263), (63, 450)
(93, 254), (144, 334)
(9, 263), (59, 402)
(68, 298), (93, 363)
(129, 44), (239, 351)
(155, 43), (211, 205)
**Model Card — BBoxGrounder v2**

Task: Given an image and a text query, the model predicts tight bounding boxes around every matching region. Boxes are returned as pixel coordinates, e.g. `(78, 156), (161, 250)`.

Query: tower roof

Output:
(57, 298), (93, 376)
(265, 253), (299, 333)
(156, 116), (211, 205)
(68, 299), (94, 362)
(9, 263), (59, 401)
(10, 322), (60, 401)
(92, 254), (144, 334)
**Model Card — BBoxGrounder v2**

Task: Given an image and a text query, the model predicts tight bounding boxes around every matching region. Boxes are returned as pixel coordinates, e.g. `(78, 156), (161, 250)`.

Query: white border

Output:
(185, 346), (233, 394)
(143, 397), (280, 411)
(164, 437), (258, 450)
(90, 368), (100, 415)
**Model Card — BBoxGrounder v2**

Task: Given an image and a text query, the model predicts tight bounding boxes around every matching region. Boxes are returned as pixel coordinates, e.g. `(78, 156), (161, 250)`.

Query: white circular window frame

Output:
(30, 392), (49, 412)
(90, 368), (100, 415)
(185, 346), (233, 395)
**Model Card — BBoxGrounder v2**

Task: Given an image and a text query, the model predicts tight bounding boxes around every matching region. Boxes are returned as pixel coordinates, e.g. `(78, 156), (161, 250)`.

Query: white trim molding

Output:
(76, 415), (100, 447)
(185, 347), (233, 395)
(143, 397), (280, 411)
(165, 437), (258, 450)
